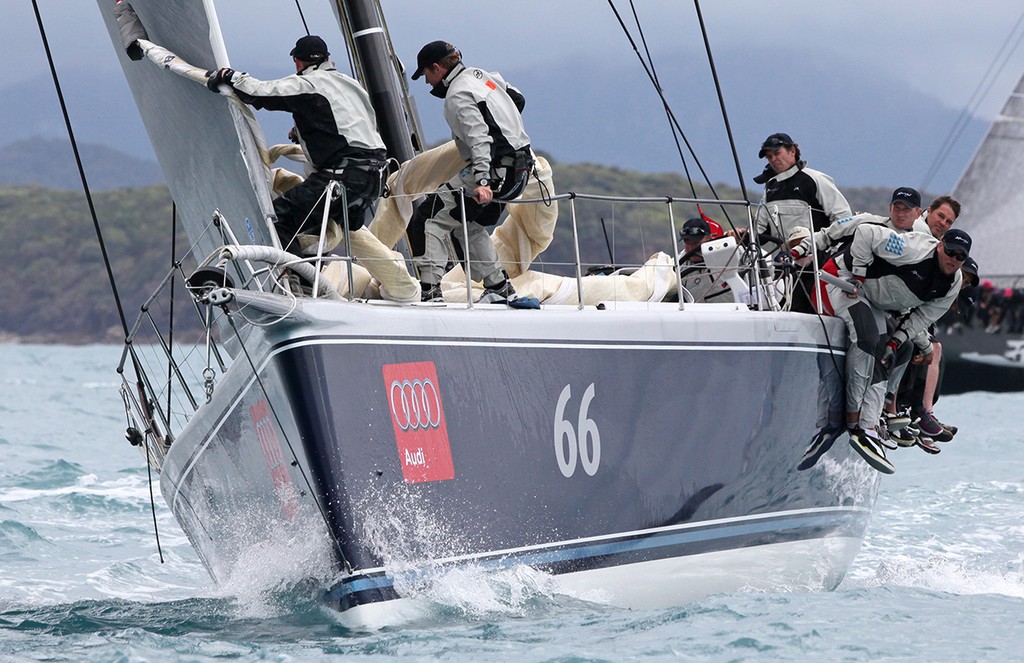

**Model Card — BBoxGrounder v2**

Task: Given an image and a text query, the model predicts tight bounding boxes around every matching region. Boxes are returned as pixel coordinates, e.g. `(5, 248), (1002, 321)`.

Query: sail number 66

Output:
(554, 383), (601, 477)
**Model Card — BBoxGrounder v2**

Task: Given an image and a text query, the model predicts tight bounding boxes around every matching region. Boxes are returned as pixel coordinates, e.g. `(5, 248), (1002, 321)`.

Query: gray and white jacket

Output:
(756, 163), (851, 240)
(440, 63), (530, 184)
(806, 212), (931, 256)
(839, 224), (961, 353)
(228, 61), (385, 170)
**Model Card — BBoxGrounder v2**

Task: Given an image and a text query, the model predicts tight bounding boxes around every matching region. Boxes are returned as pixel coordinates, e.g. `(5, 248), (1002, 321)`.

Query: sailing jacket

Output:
(808, 212), (931, 256)
(228, 62), (386, 170)
(757, 163), (851, 239)
(838, 224), (961, 352)
(439, 63), (531, 183)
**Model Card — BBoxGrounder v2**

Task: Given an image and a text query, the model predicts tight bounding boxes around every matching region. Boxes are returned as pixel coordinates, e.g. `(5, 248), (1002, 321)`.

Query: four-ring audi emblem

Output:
(389, 378), (442, 430)
(381, 361), (455, 483)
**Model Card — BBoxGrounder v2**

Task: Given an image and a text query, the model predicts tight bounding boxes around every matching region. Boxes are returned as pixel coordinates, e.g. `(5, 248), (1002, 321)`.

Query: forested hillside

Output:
(0, 163), (906, 342)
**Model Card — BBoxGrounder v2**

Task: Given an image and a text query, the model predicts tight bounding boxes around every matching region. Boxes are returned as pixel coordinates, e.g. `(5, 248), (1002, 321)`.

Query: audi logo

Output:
(389, 379), (442, 431)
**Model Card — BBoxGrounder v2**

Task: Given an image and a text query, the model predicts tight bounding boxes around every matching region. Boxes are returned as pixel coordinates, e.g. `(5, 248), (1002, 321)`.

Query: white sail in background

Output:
(96, 1), (278, 263)
(952, 72), (1024, 283)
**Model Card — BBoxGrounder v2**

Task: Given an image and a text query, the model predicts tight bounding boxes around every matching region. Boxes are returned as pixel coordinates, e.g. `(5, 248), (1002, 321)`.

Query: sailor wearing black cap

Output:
(791, 187), (930, 262)
(817, 225), (970, 474)
(670, 217), (733, 303)
(411, 41), (533, 303)
(755, 132), (852, 240)
(203, 37), (418, 300)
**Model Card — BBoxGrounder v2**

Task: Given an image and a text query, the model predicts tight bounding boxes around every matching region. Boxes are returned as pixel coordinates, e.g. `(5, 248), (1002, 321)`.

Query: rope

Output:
(293, 0), (311, 34)
(167, 202), (177, 426)
(606, 1), (737, 228)
(31, 0), (130, 339)
(121, 385), (165, 563)
(692, 0), (748, 203)
(919, 8), (1024, 192)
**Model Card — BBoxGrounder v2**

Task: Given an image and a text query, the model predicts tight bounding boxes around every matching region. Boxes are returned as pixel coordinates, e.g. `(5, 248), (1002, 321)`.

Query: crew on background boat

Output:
(206, 36), (419, 300)
(756, 132), (852, 312)
(668, 216), (733, 303)
(814, 226), (970, 474)
(411, 40), (534, 303)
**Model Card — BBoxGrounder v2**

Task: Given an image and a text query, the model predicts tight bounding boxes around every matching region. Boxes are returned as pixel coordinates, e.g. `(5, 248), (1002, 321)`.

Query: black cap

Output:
(758, 132), (795, 158)
(290, 35), (329, 62)
(680, 217), (711, 239)
(942, 228), (972, 256)
(962, 256), (979, 283)
(412, 40), (456, 80)
(890, 187), (922, 209)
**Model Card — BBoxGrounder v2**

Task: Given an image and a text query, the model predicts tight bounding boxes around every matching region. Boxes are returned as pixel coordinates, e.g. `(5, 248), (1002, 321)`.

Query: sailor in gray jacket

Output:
(206, 36), (420, 302)
(790, 187), (929, 261)
(819, 226), (969, 474)
(755, 133), (852, 241)
(207, 36), (388, 249)
(411, 41), (533, 302)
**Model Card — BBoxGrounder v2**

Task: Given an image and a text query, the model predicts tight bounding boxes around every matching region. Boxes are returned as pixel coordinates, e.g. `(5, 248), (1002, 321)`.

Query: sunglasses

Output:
(943, 245), (967, 262)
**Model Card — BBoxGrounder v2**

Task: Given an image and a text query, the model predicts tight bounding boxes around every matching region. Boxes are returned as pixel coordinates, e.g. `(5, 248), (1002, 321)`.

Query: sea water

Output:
(1, 344), (1023, 661)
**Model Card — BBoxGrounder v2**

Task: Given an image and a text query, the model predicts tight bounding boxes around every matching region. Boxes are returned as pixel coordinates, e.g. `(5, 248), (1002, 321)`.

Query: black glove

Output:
(206, 67), (236, 92)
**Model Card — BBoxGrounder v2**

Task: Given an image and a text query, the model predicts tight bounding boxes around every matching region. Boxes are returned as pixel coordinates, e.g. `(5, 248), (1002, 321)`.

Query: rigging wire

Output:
(919, 7), (1024, 192)
(692, 0), (748, 203)
(606, 1), (737, 228)
(167, 202), (177, 428)
(36, 0), (169, 560)
(293, 0), (311, 34)
(31, 0), (130, 339)
(626, 1), (698, 201)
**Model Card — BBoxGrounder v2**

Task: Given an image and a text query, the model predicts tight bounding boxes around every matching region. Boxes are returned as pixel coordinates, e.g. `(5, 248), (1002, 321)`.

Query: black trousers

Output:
(273, 168), (380, 252)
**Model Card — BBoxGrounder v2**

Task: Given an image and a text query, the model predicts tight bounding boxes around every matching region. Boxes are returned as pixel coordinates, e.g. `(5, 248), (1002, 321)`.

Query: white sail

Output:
(952, 72), (1024, 283)
(96, 1), (278, 264)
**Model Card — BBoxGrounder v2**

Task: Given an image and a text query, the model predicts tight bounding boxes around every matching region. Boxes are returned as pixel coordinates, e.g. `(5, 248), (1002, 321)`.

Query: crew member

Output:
(206, 36), (418, 300)
(411, 40), (533, 303)
(756, 132), (851, 312)
(672, 217), (733, 303)
(817, 227), (970, 474)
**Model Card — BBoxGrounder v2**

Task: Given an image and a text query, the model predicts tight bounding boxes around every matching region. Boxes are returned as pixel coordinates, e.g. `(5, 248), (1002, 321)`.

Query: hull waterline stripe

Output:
(351, 505), (869, 575)
(329, 508), (868, 596)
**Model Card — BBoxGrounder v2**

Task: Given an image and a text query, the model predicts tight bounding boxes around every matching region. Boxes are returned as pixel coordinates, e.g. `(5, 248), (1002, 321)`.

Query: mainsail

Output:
(96, 0), (278, 265)
(952, 71), (1024, 283)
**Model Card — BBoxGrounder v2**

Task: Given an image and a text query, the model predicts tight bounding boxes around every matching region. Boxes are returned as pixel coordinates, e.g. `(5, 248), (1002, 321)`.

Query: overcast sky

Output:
(5, 1), (1024, 190)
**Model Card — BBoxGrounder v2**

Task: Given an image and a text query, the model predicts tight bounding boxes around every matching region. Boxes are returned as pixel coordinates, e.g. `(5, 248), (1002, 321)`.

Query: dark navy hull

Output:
(938, 327), (1024, 394)
(159, 300), (877, 623)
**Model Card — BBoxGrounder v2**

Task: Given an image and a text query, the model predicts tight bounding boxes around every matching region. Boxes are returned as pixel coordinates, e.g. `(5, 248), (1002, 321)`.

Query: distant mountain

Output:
(0, 138), (163, 189)
(0, 168), (902, 343)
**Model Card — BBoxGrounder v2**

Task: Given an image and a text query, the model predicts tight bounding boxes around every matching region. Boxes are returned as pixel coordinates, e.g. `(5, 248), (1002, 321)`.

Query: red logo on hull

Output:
(382, 361), (455, 483)
(250, 399), (299, 519)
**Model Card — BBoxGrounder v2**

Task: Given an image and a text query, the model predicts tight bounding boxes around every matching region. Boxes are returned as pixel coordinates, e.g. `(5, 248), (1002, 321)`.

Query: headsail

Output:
(951, 71), (1024, 283)
(97, 0), (278, 266)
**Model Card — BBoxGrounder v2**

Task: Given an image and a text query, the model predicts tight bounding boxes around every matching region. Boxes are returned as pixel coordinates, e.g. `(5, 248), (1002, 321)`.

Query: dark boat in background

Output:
(939, 71), (1024, 394)
(96, 0), (879, 625)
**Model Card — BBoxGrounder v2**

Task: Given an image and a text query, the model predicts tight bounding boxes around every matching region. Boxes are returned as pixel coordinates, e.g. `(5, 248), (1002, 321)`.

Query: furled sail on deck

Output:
(952, 71), (1024, 283)
(96, 0), (278, 266)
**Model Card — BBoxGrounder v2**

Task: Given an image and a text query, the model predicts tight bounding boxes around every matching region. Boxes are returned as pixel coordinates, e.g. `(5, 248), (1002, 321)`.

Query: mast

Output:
(331, 0), (419, 163)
